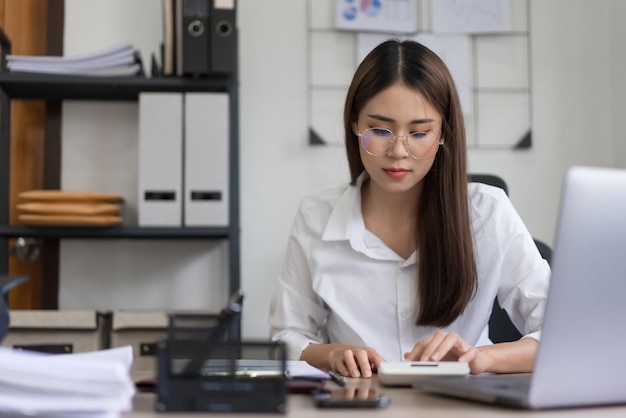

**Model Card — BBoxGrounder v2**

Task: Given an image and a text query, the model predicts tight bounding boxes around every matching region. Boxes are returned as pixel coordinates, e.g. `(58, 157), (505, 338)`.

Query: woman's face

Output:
(355, 82), (444, 197)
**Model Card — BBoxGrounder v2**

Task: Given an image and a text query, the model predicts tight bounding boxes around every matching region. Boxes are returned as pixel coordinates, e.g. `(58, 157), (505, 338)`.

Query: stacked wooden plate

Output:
(16, 190), (124, 226)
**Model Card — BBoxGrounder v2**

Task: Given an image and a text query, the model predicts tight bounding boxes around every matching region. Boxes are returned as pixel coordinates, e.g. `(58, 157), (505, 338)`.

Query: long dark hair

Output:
(343, 39), (477, 327)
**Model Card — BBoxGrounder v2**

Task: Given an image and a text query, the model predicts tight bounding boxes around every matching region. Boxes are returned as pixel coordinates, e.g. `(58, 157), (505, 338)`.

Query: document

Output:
(431, 0), (513, 34)
(6, 42), (142, 76)
(192, 359), (329, 380)
(286, 360), (330, 380)
(0, 346), (134, 417)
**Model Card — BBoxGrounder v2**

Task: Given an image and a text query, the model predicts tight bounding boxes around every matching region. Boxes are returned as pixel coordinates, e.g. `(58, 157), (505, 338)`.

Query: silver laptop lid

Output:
(529, 166), (626, 408)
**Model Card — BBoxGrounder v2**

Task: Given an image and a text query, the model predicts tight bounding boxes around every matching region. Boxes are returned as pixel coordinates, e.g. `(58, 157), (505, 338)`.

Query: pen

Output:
(327, 370), (347, 387)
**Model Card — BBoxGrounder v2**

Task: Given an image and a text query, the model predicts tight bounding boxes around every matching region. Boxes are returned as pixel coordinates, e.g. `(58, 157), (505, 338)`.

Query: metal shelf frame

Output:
(0, 29), (240, 339)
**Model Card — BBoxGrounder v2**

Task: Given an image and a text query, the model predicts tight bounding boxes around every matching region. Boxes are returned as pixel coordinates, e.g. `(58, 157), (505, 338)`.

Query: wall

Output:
(59, 0), (623, 339)
(610, 0), (626, 168)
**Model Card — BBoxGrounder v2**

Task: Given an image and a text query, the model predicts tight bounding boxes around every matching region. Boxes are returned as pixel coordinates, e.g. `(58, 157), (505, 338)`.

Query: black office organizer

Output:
(155, 309), (287, 413)
(0, 275), (29, 343)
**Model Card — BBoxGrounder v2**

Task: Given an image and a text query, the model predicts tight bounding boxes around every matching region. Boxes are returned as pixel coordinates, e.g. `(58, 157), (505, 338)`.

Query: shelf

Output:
(0, 225), (234, 239)
(0, 28), (240, 339)
(0, 73), (233, 101)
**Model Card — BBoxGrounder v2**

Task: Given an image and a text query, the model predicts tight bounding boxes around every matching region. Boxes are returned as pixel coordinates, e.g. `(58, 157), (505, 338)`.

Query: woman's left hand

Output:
(403, 330), (491, 375)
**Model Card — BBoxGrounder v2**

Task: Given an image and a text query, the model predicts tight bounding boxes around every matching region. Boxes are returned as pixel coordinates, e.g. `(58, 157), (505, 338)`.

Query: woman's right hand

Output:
(302, 343), (385, 378)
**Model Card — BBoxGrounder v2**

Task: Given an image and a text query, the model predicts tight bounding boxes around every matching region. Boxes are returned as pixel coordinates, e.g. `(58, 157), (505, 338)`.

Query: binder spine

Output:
(138, 92), (184, 226)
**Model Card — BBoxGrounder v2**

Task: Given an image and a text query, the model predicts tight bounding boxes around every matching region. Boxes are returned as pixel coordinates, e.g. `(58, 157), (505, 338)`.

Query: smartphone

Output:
(312, 387), (390, 408)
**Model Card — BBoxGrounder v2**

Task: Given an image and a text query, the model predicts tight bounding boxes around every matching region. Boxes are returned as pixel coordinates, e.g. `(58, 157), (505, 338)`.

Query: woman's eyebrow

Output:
(366, 114), (435, 124)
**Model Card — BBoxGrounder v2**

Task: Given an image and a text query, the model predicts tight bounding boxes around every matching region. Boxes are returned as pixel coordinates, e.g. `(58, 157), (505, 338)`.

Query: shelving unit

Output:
(0, 35), (241, 339)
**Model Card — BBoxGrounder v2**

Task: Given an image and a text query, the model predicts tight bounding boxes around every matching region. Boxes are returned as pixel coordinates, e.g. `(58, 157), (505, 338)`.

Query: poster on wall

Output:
(335, 0), (418, 33)
(431, 0), (513, 34)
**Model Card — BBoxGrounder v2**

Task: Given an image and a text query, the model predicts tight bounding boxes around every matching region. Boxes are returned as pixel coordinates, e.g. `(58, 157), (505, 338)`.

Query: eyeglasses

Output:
(355, 127), (444, 160)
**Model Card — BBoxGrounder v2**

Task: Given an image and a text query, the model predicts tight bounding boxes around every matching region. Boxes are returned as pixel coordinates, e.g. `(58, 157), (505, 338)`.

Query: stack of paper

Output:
(17, 190), (124, 226)
(0, 345), (135, 417)
(286, 360), (330, 380)
(6, 42), (143, 77)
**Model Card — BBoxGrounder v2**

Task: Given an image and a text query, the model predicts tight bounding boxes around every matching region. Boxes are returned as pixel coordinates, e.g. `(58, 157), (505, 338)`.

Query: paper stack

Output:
(17, 190), (124, 227)
(6, 42), (143, 77)
(0, 345), (135, 417)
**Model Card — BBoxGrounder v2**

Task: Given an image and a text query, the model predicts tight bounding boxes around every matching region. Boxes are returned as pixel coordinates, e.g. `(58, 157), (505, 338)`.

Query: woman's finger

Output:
(354, 349), (372, 378)
(403, 335), (433, 361)
(343, 349), (361, 377)
(418, 331), (449, 361)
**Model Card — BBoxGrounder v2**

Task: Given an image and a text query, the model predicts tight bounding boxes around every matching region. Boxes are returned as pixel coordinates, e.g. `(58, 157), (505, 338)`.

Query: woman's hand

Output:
(403, 330), (492, 375)
(301, 343), (385, 378)
(404, 331), (538, 375)
(329, 345), (385, 378)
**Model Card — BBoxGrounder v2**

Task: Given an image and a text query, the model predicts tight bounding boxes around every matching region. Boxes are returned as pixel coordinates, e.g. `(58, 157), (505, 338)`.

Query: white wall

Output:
(610, 0), (626, 168)
(470, 0), (614, 246)
(58, 0), (624, 339)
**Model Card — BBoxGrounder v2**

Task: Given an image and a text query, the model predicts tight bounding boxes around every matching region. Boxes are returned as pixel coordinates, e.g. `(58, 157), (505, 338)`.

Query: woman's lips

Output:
(384, 168), (410, 179)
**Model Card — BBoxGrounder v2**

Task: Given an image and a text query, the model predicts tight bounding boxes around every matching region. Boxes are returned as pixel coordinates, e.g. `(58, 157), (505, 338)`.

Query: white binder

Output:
(184, 92), (229, 227)
(138, 92), (183, 226)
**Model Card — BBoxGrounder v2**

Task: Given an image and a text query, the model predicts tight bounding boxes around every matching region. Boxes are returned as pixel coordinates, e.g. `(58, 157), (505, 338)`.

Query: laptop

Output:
(414, 166), (626, 409)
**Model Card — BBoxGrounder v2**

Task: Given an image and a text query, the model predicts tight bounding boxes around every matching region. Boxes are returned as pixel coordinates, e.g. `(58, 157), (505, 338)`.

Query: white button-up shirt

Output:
(269, 174), (550, 361)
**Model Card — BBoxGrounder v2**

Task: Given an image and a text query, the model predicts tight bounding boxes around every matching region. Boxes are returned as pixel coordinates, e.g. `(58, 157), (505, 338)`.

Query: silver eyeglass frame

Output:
(353, 124), (444, 160)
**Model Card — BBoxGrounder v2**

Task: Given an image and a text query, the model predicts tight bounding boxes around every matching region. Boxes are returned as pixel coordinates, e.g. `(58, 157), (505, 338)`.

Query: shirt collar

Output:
(322, 172), (415, 263)
(321, 171), (368, 242)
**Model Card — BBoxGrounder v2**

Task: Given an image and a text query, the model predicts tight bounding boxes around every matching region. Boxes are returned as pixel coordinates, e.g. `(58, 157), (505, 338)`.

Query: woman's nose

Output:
(387, 135), (410, 158)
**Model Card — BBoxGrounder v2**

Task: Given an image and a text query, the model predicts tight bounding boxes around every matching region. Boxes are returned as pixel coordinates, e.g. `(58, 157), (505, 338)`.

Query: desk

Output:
(125, 378), (626, 418)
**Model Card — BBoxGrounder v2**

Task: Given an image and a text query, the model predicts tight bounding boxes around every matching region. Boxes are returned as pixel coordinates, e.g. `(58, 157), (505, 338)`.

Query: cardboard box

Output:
(110, 310), (219, 382)
(1, 310), (107, 354)
(110, 310), (215, 382)
(110, 310), (168, 383)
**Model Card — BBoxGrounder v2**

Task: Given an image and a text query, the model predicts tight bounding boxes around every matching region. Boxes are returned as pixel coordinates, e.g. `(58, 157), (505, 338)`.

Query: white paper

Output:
(335, 0), (418, 34)
(286, 361), (330, 379)
(6, 42), (140, 76)
(0, 346), (134, 417)
(431, 0), (512, 34)
(6, 64), (142, 77)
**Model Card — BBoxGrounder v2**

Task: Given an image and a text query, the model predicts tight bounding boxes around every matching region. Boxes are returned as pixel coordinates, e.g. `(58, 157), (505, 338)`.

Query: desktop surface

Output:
(125, 377), (626, 418)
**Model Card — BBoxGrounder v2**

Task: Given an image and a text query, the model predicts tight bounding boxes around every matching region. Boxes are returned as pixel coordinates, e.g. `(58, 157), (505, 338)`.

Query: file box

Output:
(110, 310), (218, 382)
(109, 310), (169, 382)
(1, 310), (106, 354)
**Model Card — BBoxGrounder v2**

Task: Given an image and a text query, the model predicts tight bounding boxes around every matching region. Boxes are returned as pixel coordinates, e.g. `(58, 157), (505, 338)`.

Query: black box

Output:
(156, 340), (287, 413)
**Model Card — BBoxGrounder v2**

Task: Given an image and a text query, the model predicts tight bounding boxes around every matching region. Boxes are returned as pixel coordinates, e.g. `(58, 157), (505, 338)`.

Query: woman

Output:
(269, 39), (550, 378)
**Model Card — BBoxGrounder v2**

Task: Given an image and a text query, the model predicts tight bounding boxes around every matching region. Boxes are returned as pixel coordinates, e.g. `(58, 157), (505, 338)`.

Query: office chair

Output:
(468, 174), (552, 343)
(0, 275), (29, 343)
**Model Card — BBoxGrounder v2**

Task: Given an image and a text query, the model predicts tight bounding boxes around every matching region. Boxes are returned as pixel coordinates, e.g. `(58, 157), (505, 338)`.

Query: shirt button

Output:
(399, 310), (411, 320)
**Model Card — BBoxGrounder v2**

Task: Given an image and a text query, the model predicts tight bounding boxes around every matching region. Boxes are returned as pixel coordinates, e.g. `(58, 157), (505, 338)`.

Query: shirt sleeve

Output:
(269, 200), (329, 360)
(494, 193), (551, 342)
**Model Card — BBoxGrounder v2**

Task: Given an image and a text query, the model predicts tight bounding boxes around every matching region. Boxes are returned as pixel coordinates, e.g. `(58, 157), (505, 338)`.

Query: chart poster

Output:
(335, 0), (418, 33)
